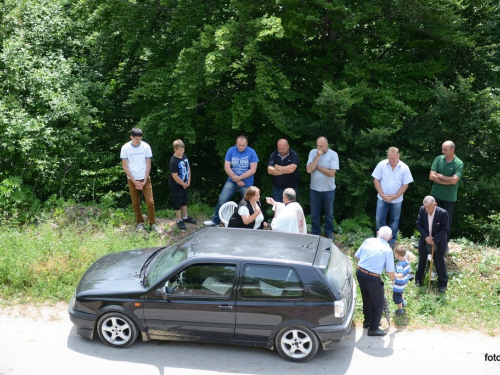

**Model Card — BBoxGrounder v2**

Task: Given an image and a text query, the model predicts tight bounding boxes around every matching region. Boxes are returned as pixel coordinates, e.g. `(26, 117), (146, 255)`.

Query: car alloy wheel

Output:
(275, 325), (319, 362)
(97, 312), (139, 348)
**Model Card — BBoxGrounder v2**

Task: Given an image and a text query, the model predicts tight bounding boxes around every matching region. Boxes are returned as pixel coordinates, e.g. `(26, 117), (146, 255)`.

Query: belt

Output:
(357, 266), (380, 277)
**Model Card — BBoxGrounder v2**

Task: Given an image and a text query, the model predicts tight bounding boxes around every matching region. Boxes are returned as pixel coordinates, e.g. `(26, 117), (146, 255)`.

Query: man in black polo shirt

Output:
(267, 139), (299, 203)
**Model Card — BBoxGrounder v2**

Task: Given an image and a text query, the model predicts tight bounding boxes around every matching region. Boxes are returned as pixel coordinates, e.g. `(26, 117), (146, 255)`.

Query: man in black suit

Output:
(415, 196), (449, 293)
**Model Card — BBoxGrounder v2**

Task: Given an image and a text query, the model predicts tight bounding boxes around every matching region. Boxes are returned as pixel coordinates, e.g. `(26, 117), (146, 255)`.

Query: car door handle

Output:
(219, 305), (233, 311)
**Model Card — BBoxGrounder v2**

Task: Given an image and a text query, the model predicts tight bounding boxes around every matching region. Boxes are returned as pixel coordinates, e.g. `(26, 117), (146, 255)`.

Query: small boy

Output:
(393, 244), (411, 315)
(168, 139), (196, 230)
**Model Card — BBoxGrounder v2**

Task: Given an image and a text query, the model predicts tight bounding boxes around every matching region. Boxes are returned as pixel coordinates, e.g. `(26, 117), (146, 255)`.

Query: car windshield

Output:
(324, 248), (349, 292)
(144, 236), (192, 287)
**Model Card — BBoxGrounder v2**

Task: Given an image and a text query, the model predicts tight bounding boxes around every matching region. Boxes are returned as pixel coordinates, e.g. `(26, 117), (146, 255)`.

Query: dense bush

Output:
(1, 0), (500, 244)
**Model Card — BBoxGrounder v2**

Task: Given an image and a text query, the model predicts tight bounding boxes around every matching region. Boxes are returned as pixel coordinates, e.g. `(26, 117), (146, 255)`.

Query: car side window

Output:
(242, 265), (304, 299)
(168, 264), (236, 297)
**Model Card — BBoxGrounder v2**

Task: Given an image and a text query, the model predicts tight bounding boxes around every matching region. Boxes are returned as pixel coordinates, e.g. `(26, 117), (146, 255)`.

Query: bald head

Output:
(441, 140), (456, 160)
(277, 139), (290, 157)
(316, 137), (329, 154)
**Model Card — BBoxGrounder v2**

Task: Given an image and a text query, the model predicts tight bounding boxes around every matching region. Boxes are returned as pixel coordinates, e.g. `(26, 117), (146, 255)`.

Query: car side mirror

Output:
(160, 282), (175, 300)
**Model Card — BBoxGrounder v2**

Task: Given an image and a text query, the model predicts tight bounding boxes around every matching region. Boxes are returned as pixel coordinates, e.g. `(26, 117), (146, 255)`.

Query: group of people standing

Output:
(202, 135), (339, 237)
(120, 128), (464, 338)
(120, 128), (197, 233)
(356, 141), (464, 337)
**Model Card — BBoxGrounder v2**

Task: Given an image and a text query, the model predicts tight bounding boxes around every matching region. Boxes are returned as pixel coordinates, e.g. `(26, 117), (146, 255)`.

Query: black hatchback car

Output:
(69, 227), (355, 362)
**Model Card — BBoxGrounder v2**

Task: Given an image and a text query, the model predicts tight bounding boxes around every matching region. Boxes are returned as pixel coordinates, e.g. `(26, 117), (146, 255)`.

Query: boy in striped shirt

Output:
(393, 245), (411, 315)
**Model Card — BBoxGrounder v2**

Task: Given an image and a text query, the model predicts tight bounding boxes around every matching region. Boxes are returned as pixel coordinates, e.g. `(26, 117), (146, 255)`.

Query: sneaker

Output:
(394, 309), (405, 316)
(183, 217), (197, 224)
(150, 224), (161, 234)
(177, 220), (187, 230)
(431, 271), (437, 280)
(136, 223), (145, 232)
(402, 299), (407, 308)
(203, 220), (217, 226)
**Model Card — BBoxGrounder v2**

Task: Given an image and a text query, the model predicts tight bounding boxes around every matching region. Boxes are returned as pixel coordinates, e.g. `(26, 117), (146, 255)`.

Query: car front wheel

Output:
(97, 312), (139, 348)
(275, 325), (319, 362)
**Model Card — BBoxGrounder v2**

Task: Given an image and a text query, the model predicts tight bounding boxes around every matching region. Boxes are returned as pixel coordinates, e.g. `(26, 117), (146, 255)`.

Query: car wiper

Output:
(139, 248), (164, 286)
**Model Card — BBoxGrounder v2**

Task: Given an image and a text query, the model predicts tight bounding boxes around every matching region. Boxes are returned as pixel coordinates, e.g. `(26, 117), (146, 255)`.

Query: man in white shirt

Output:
(120, 128), (160, 233)
(372, 147), (414, 247)
(266, 188), (306, 234)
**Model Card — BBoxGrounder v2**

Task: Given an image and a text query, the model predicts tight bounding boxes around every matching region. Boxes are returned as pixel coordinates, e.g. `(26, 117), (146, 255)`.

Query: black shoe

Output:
(183, 216), (197, 224)
(367, 329), (387, 337)
(438, 286), (447, 293)
(177, 220), (187, 230)
(408, 274), (414, 281)
(363, 321), (370, 328)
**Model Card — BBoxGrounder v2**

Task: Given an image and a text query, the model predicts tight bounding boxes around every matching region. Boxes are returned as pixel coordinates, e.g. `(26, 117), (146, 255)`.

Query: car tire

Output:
(275, 325), (319, 362)
(97, 312), (139, 348)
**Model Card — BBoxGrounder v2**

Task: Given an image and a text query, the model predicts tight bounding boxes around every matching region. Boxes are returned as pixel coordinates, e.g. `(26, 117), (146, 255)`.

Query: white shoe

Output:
(431, 271), (437, 280)
(204, 220), (216, 226)
(150, 224), (161, 234)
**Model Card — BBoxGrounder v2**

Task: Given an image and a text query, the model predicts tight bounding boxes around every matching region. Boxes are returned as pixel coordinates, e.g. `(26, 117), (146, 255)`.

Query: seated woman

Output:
(228, 186), (267, 229)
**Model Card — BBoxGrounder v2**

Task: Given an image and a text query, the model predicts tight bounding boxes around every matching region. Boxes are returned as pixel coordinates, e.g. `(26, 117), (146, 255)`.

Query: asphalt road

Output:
(0, 304), (499, 375)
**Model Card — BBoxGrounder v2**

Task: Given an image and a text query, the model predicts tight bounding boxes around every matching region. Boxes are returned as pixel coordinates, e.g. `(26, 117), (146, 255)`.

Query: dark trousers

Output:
(415, 244), (448, 288)
(433, 196), (455, 242)
(356, 269), (385, 331)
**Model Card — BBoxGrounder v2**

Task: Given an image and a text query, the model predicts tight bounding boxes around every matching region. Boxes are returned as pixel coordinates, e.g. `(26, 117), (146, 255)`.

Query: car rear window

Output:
(241, 265), (304, 299)
(324, 249), (349, 292)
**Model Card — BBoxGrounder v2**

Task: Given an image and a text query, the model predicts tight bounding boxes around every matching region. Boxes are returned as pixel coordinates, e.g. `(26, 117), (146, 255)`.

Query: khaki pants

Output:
(127, 178), (156, 225)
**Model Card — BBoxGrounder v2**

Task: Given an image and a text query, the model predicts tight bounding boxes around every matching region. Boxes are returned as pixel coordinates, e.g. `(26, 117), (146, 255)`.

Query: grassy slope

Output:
(0, 204), (499, 335)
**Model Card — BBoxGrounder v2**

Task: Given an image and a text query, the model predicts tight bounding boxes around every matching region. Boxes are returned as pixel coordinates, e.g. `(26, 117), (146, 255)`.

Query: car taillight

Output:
(334, 298), (347, 318)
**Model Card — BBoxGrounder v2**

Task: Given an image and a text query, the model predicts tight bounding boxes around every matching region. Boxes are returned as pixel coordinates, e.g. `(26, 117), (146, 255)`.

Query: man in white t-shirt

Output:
(120, 128), (160, 233)
(266, 188), (306, 234)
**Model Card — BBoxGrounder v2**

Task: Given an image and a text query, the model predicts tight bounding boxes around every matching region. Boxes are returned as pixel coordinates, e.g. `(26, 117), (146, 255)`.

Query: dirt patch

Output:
(0, 301), (68, 322)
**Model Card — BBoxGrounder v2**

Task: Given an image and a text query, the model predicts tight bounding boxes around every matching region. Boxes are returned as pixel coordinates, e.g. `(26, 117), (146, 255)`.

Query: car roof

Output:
(182, 227), (321, 265)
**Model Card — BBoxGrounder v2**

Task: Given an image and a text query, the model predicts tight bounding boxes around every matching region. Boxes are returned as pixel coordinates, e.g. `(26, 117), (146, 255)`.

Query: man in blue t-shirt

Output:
(204, 135), (259, 226)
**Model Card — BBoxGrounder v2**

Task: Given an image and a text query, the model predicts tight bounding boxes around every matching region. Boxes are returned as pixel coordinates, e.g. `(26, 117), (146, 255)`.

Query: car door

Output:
(142, 263), (237, 342)
(234, 264), (306, 343)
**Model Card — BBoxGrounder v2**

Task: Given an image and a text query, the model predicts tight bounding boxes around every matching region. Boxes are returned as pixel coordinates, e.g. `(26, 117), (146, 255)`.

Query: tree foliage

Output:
(1, 0), (500, 243)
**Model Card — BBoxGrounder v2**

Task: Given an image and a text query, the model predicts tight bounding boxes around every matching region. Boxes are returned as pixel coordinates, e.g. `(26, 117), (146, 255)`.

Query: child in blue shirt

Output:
(393, 244), (411, 315)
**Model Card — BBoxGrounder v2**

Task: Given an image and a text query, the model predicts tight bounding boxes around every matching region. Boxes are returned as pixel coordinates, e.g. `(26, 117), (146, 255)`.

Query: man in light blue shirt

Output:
(355, 226), (397, 336)
(372, 147), (413, 247)
(306, 136), (339, 238)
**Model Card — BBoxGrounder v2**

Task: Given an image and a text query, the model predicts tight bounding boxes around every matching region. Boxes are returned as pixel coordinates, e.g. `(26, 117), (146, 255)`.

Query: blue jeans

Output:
(211, 180), (248, 224)
(375, 199), (402, 245)
(310, 189), (335, 236)
(272, 185), (299, 203)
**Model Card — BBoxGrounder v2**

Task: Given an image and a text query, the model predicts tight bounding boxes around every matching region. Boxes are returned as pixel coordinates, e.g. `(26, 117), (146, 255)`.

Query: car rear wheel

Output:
(275, 325), (319, 362)
(97, 312), (139, 348)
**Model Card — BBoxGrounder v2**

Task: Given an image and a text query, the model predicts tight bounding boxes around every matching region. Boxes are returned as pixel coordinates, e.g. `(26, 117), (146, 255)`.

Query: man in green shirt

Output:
(429, 141), (464, 243)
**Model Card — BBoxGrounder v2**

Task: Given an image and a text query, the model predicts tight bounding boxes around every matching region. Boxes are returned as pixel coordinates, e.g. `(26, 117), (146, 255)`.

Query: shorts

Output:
(393, 291), (404, 305)
(169, 183), (189, 210)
